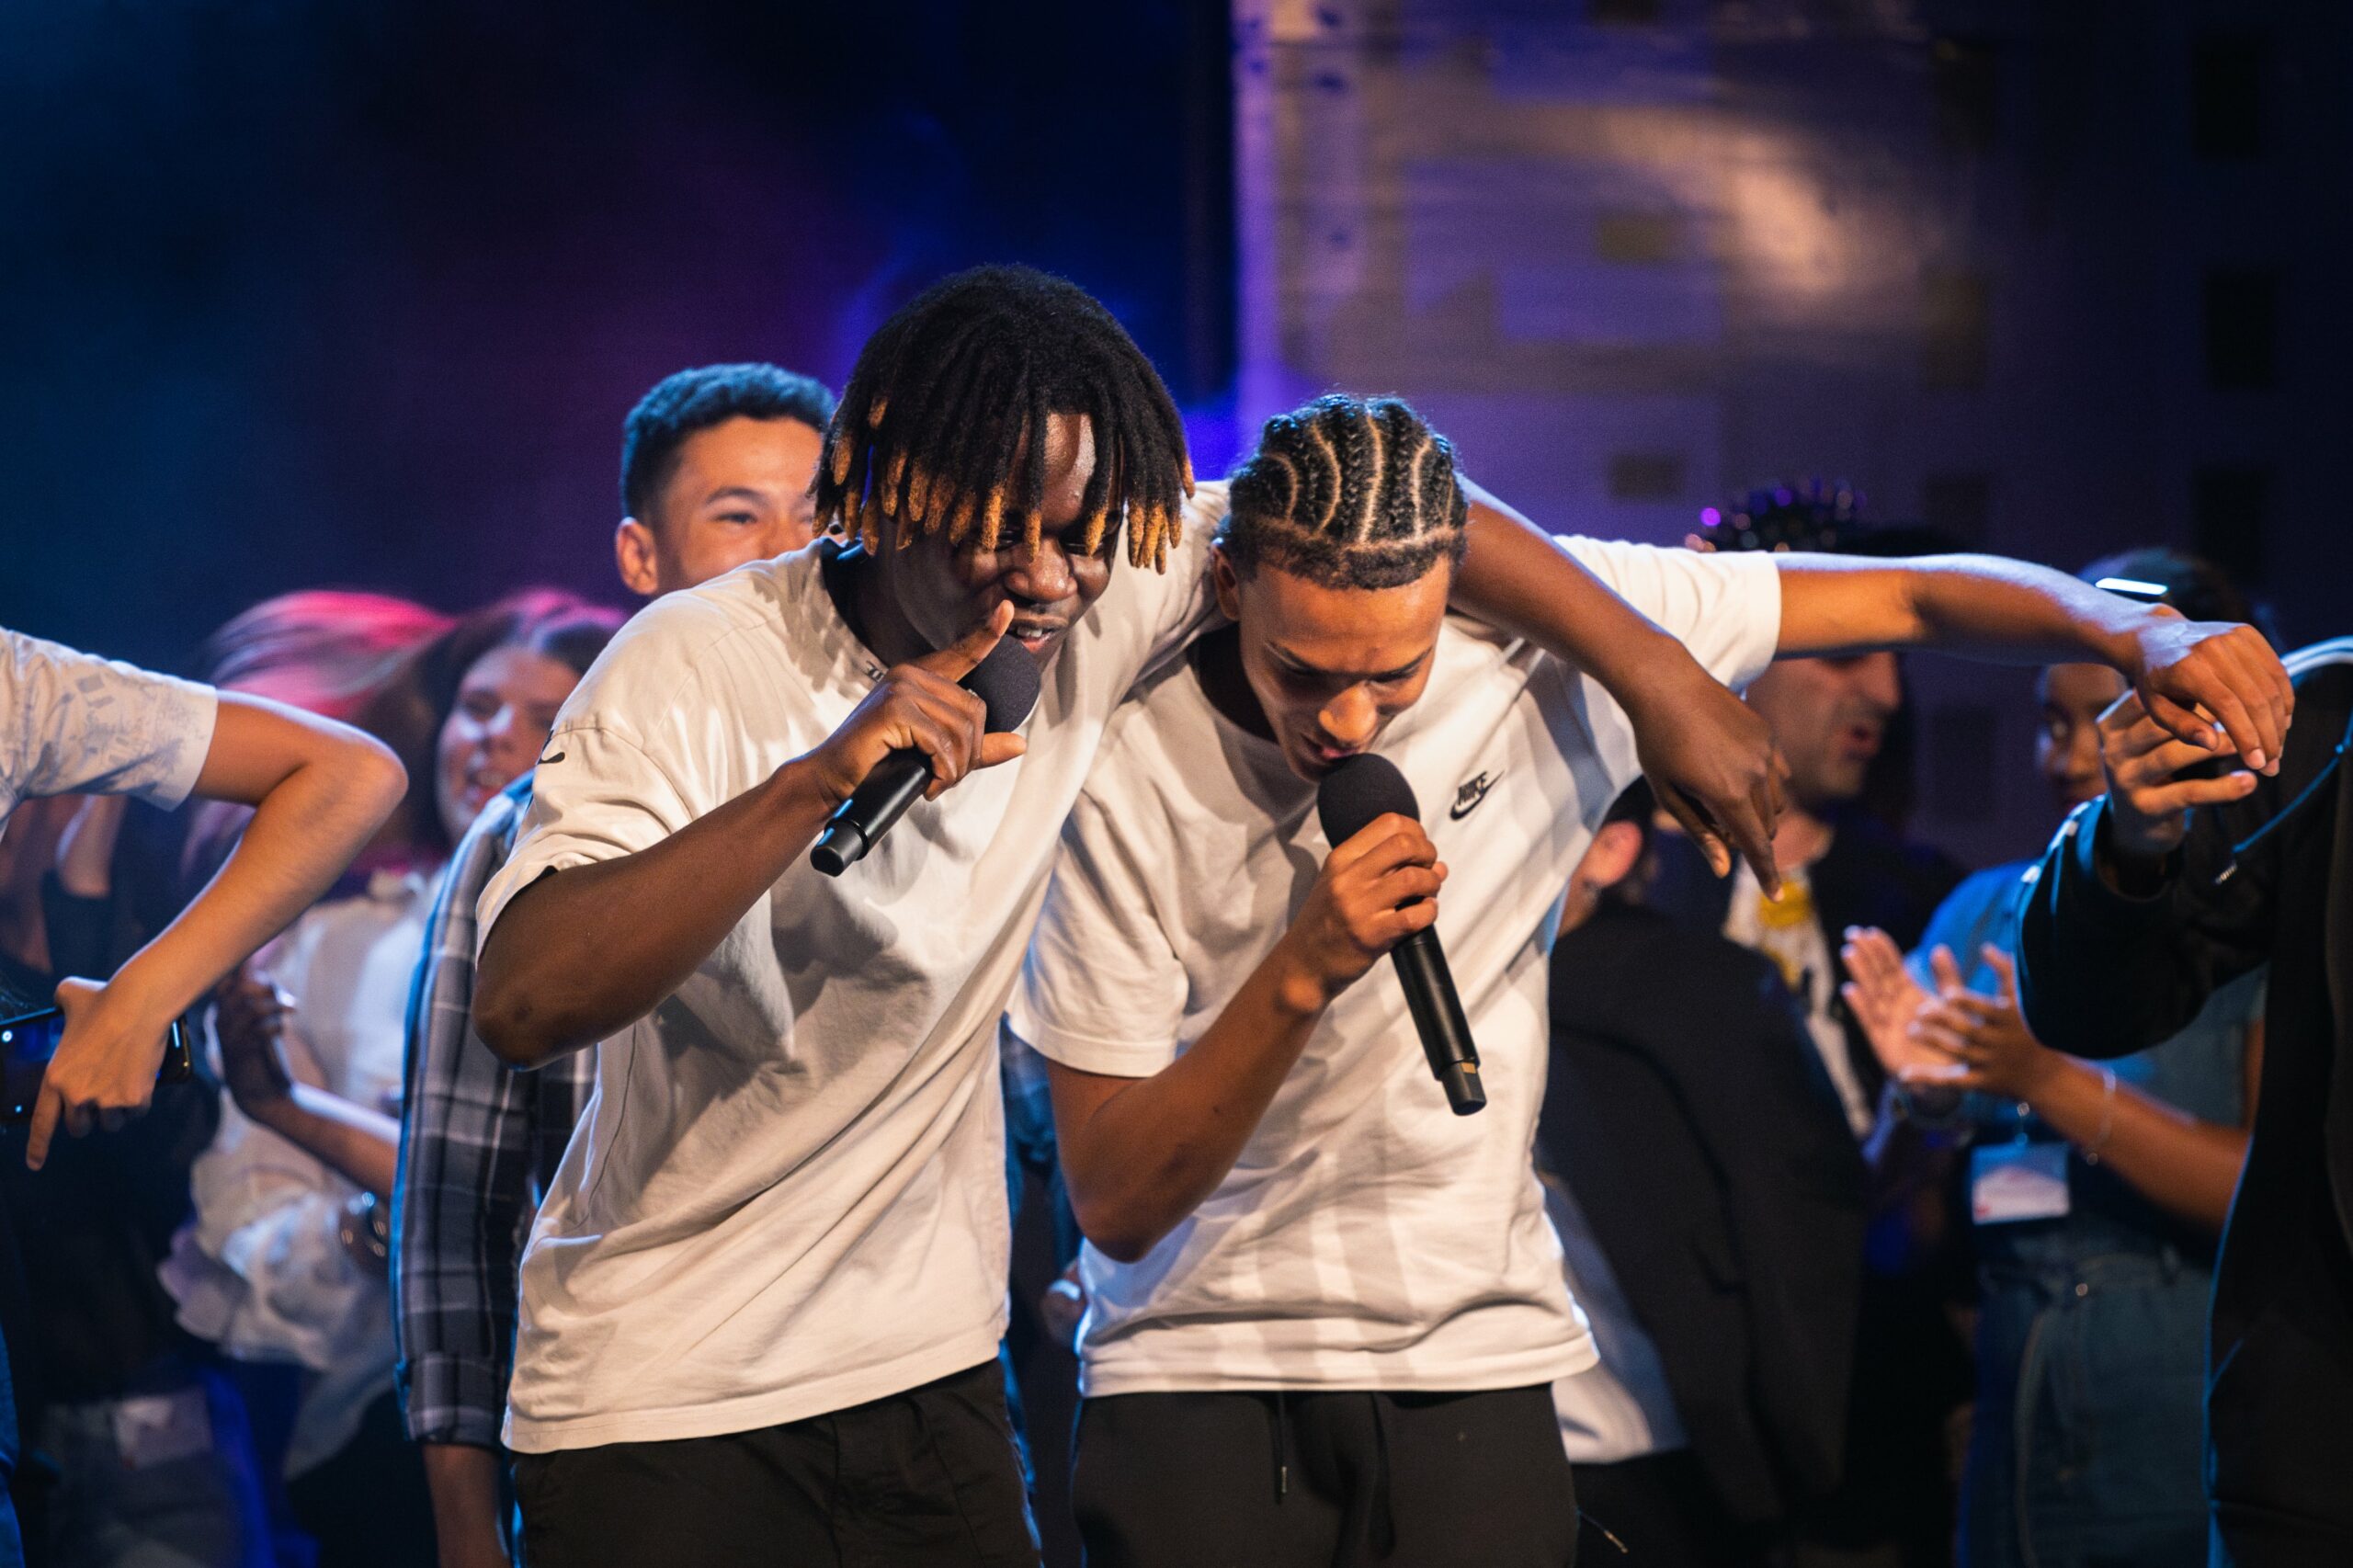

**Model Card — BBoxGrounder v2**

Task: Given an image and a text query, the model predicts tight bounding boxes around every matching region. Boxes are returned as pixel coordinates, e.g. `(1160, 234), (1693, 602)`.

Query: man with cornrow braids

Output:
(464, 264), (1873, 1564)
(1011, 393), (2290, 1568)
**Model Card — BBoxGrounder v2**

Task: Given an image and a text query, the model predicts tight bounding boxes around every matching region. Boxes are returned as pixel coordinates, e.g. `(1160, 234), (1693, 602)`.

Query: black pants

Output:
(512, 1360), (1039, 1568)
(1572, 1451), (1772, 1568)
(2208, 1219), (2353, 1567)
(1072, 1385), (1578, 1568)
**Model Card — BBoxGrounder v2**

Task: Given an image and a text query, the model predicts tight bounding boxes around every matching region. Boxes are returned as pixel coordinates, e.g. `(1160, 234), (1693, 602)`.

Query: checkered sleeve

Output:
(391, 778), (589, 1448)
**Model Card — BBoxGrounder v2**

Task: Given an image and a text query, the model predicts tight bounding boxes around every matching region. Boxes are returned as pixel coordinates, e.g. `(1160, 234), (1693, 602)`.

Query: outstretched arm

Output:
(32, 694), (406, 1168)
(1453, 482), (1787, 889)
(1772, 553), (2293, 774)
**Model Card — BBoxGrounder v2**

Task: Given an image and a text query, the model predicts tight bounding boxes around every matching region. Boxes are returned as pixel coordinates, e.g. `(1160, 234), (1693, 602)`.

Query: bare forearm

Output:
(1057, 942), (1330, 1263)
(2024, 1057), (2245, 1233)
(421, 1442), (512, 1568)
(1909, 556), (2148, 665)
(473, 761), (836, 1065)
(1777, 554), (2147, 665)
(106, 745), (404, 1023)
(249, 1086), (401, 1198)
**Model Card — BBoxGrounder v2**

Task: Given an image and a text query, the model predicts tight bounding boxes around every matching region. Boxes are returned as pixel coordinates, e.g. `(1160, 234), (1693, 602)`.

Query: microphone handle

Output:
(809, 747), (933, 876)
(1390, 928), (1484, 1116)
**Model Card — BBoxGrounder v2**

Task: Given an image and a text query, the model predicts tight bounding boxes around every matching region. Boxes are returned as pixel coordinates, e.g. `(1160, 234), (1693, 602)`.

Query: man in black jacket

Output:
(1650, 492), (1971, 1567)
(1545, 787), (1869, 1563)
(2018, 636), (2353, 1567)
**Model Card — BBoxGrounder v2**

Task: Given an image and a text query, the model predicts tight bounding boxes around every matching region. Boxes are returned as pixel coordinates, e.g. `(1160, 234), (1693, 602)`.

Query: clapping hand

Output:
(1843, 932), (2057, 1102)
(1838, 927), (1946, 1082)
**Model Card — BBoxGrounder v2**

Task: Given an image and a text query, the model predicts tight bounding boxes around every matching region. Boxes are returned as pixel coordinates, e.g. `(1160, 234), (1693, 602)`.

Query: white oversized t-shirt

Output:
(2, 629), (217, 824)
(476, 508), (1215, 1452)
(1008, 540), (1780, 1397)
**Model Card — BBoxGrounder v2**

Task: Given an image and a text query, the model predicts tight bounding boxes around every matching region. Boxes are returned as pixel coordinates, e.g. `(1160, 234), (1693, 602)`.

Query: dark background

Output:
(0, 0), (1236, 669)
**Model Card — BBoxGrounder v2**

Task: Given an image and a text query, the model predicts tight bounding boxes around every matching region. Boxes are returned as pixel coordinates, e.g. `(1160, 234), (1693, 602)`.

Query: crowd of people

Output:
(0, 264), (2340, 1568)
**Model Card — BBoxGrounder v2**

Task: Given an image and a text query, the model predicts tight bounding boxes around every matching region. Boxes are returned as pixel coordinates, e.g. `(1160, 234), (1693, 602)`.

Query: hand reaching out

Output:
(2120, 608), (2291, 778)
(2097, 690), (2262, 861)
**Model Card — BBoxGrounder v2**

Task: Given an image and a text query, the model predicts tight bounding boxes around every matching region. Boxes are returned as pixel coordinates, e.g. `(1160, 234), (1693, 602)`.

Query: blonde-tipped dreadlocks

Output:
(813, 266), (1195, 572)
(1219, 395), (1469, 589)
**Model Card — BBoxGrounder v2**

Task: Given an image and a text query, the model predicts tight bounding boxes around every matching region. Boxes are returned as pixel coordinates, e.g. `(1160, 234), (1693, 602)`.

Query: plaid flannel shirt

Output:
(391, 775), (590, 1448)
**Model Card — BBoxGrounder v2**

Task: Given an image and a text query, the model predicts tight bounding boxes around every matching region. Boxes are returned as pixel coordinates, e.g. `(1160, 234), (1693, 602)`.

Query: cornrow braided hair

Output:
(813, 265), (1195, 572)
(1219, 394), (1470, 590)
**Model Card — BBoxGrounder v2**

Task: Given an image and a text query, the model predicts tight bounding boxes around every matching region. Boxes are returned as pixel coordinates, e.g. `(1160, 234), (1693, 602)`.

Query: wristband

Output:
(2079, 1065), (2117, 1165)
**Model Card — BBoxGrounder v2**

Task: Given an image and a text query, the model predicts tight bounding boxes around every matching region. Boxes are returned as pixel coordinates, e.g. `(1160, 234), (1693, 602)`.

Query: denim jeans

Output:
(37, 1364), (273, 1568)
(1961, 1245), (2211, 1568)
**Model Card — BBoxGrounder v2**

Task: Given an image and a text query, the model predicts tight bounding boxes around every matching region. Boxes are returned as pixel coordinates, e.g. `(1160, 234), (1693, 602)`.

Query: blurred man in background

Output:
(1544, 780), (1867, 1566)
(1651, 484), (1969, 1568)
(392, 361), (836, 1568)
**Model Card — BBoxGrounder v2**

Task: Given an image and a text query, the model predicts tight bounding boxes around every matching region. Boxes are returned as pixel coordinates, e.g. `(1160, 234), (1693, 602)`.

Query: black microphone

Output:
(1315, 755), (1484, 1116)
(810, 639), (1042, 877)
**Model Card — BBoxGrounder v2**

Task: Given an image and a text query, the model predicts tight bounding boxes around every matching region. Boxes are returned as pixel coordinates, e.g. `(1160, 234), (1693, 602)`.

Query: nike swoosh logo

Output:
(1449, 770), (1497, 820)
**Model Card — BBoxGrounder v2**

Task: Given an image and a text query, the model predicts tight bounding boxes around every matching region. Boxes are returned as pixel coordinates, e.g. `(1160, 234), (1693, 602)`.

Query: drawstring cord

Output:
(1271, 1389), (1290, 1502)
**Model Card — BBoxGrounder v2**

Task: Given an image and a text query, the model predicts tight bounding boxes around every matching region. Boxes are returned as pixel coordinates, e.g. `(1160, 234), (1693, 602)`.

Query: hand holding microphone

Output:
(808, 604), (1042, 875)
(1310, 756), (1485, 1116)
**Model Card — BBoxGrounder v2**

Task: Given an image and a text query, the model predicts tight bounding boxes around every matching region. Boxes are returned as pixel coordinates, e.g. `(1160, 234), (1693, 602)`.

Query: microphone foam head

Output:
(1315, 754), (1419, 847)
(962, 638), (1044, 733)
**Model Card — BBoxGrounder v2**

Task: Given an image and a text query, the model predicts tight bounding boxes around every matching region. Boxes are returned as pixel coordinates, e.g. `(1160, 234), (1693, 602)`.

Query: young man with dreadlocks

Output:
(1008, 394), (2290, 1567)
(461, 263), (1977, 1563)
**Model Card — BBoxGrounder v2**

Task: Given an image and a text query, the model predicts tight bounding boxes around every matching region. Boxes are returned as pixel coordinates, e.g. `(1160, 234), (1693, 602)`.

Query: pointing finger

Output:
(915, 600), (1015, 684)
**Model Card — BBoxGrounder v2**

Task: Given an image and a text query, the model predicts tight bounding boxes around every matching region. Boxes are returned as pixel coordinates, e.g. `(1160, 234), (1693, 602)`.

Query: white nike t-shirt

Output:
(477, 509), (1215, 1453)
(1009, 540), (1780, 1397)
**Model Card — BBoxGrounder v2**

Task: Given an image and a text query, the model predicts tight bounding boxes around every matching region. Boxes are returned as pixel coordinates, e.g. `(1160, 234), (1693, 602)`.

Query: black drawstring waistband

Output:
(1271, 1389), (1290, 1502)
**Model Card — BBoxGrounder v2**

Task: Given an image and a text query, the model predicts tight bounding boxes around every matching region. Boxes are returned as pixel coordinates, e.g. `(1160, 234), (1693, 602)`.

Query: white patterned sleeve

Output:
(2, 629), (219, 811)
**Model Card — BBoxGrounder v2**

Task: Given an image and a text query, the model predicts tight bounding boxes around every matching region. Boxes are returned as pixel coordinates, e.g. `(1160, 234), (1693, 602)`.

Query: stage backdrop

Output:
(1233, 0), (2347, 869)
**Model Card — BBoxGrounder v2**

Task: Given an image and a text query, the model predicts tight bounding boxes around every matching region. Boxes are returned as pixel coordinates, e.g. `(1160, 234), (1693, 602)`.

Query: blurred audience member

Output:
(1659, 484), (1968, 1568)
(1543, 782), (1866, 1566)
(1842, 549), (2268, 1568)
(392, 361), (833, 1568)
(164, 593), (618, 1568)
(2017, 613), (2343, 1562)
(0, 625), (406, 1568)
(4, 593), (446, 1568)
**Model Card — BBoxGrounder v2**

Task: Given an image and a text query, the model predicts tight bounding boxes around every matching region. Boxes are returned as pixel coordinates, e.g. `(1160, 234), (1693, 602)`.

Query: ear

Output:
(615, 519), (660, 598)
(1210, 542), (1244, 623)
(1579, 819), (1646, 893)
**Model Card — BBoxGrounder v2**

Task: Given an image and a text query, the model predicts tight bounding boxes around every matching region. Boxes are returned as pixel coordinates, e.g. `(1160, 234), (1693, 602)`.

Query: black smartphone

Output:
(1, 1007), (193, 1122)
